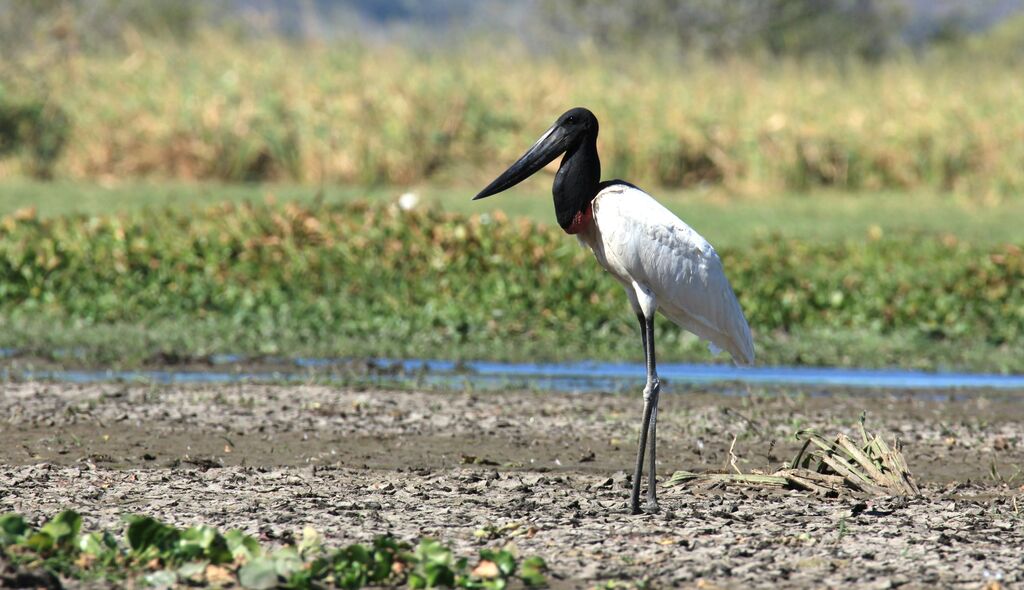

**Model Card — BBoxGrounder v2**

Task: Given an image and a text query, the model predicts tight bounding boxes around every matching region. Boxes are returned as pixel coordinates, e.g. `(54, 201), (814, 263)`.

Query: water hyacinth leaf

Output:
(179, 525), (232, 564)
(299, 556), (332, 584)
(238, 556), (279, 590)
(520, 556), (548, 587)
(333, 544), (375, 588)
(25, 531), (55, 553)
(430, 565), (457, 587)
(283, 565), (316, 590)
(369, 537), (402, 581)
(126, 515), (180, 555)
(225, 529), (262, 561)
(40, 510), (82, 547)
(0, 510), (547, 588)
(342, 543), (372, 568)
(271, 546), (305, 578)
(478, 548), (516, 577)
(298, 525), (323, 556)
(493, 551), (516, 576)
(335, 563), (369, 589)
(143, 569), (178, 588)
(416, 538), (452, 566)
(410, 538), (457, 588)
(78, 531), (118, 557)
(0, 513), (29, 544)
(176, 560), (208, 580)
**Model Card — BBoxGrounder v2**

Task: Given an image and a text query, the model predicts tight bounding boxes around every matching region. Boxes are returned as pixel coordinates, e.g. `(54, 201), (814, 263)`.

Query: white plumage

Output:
(576, 184), (754, 366)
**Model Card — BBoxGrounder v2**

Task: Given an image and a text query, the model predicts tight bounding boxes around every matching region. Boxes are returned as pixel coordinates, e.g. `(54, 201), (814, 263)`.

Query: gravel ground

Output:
(2, 381), (1023, 588)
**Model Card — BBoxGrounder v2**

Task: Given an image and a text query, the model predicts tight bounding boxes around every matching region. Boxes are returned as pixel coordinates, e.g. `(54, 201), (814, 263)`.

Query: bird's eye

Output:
(567, 115), (576, 124)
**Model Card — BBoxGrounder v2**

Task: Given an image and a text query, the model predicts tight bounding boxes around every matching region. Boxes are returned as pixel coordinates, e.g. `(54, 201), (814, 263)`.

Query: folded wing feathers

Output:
(594, 186), (755, 366)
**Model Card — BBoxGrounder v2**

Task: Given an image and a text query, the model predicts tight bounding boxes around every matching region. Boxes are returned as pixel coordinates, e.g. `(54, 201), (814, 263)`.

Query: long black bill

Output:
(473, 124), (568, 200)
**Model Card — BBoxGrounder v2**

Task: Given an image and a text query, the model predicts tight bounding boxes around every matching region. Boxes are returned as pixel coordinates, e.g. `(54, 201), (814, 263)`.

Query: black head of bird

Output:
(474, 107), (601, 233)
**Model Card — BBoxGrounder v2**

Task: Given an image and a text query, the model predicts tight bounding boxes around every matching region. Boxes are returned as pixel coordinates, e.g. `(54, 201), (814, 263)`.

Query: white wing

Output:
(584, 184), (755, 365)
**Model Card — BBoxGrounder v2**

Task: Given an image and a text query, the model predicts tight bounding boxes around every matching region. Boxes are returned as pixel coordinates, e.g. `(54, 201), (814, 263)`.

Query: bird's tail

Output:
(727, 312), (755, 367)
(710, 299), (755, 366)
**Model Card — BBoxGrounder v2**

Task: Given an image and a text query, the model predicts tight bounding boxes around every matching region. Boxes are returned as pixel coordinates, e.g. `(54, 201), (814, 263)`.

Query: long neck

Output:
(553, 133), (600, 231)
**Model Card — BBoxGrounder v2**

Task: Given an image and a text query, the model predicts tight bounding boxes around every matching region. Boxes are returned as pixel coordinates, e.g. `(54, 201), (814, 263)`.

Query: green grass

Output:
(4, 179), (1024, 249)
(0, 196), (1022, 372)
(0, 511), (546, 588)
(0, 179), (394, 218)
(2, 318), (1020, 375)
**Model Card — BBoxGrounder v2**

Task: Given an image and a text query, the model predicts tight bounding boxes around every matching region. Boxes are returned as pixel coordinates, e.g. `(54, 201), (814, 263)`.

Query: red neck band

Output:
(564, 202), (594, 235)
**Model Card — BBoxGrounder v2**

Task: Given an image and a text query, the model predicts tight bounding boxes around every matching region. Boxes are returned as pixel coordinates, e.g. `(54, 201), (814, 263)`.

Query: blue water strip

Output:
(3, 356), (1024, 392)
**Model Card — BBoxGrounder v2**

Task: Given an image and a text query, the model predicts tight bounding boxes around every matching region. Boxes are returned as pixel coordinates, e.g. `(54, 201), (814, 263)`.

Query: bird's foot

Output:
(628, 498), (660, 515)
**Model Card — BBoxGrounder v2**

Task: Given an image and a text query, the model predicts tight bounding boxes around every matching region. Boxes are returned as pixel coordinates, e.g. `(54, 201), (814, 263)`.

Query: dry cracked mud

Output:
(2, 381), (1023, 588)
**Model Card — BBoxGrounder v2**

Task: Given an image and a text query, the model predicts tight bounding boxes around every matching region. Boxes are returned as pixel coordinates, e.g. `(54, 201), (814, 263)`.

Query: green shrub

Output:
(0, 510), (546, 588)
(0, 201), (1021, 368)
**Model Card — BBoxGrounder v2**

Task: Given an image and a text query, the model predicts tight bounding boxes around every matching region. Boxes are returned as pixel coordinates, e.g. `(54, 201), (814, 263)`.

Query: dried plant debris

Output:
(667, 420), (920, 497)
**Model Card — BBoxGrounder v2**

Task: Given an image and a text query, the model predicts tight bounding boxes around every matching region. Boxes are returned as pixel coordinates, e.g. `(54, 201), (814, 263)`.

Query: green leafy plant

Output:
(0, 511), (548, 589)
(0, 200), (1022, 371)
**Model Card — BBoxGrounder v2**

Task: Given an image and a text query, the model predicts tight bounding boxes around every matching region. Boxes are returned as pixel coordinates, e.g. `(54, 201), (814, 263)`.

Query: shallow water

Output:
(5, 356), (1024, 393)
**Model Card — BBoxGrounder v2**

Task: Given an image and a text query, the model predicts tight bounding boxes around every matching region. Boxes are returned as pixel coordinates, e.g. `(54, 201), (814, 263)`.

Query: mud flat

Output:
(2, 382), (1023, 588)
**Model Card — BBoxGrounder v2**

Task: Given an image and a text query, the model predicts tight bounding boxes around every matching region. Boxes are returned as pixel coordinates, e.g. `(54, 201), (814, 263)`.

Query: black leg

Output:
(644, 315), (660, 511)
(646, 386), (660, 511)
(630, 314), (660, 514)
(631, 393), (653, 514)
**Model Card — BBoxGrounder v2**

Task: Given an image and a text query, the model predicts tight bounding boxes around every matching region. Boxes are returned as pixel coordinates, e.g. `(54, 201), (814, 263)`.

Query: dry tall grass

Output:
(3, 33), (1023, 197)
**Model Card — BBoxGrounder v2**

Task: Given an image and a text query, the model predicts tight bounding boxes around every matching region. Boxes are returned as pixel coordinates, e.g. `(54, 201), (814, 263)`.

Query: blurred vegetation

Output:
(0, 201), (1021, 371)
(10, 180), (1024, 250)
(1, 34), (1023, 197)
(0, 90), (69, 179)
(0, 0), (221, 53)
(542, 0), (905, 61)
(0, 510), (547, 588)
(0, 2), (1023, 197)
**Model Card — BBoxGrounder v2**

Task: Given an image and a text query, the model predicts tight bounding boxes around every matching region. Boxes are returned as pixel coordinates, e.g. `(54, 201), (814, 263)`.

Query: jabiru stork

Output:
(474, 107), (755, 514)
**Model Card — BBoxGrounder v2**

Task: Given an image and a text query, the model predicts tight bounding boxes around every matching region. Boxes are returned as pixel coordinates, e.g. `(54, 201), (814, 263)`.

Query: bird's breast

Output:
(574, 214), (635, 287)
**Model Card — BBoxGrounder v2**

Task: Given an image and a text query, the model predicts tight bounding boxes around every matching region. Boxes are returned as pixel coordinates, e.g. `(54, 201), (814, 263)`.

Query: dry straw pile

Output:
(668, 419), (921, 497)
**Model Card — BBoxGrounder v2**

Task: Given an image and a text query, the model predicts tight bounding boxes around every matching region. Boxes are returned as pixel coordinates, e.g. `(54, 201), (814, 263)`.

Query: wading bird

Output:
(474, 107), (754, 514)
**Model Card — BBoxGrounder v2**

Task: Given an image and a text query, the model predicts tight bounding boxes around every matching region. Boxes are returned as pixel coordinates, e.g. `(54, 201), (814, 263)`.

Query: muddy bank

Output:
(2, 383), (1023, 587)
